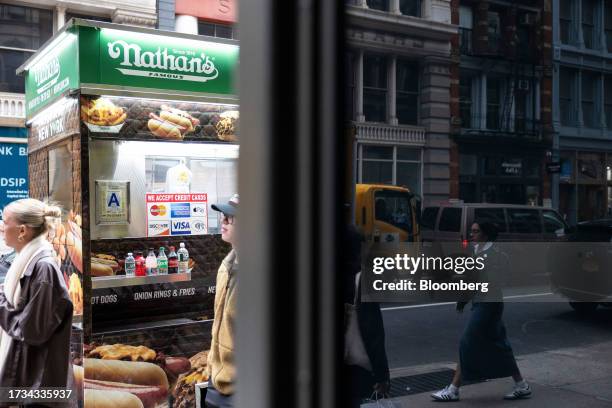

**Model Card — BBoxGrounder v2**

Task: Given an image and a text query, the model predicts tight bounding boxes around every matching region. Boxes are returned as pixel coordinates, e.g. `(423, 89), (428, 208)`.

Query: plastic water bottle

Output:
(157, 247), (168, 275)
(125, 253), (135, 277)
(177, 243), (189, 273)
(146, 249), (158, 276)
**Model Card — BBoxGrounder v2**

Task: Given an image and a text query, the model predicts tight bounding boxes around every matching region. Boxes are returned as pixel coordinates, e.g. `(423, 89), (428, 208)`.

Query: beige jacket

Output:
(207, 249), (237, 395)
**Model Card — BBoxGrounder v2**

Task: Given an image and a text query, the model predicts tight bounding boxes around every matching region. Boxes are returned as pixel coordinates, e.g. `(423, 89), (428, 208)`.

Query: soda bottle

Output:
(134, 251), (146, 277)
(125, 253), (135, 277)
(157, 247), (168, 275)
(146, 248), (158, 276)
(168, 246), (179, 274)
(177, 243), (189, 273)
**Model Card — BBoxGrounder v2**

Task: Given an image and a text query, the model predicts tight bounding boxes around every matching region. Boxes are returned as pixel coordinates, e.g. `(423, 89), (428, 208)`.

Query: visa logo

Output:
(171, 220), (191, 235)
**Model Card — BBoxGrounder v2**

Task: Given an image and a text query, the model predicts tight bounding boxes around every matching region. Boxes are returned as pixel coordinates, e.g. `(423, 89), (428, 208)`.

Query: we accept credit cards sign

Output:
(146, 193), (208, 237)
(0, 143), (28, 218)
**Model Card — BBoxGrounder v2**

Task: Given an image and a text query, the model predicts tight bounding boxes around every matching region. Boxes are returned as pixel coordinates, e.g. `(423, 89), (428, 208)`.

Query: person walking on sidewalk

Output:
(0, 199), (73, 399)
(343, 224), (390, 407)
(206, 194), (239, 408)
(431, 221), (531, 402)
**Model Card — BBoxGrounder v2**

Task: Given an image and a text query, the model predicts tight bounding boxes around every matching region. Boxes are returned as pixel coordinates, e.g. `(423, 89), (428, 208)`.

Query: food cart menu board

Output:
(146, 193), (208, 236)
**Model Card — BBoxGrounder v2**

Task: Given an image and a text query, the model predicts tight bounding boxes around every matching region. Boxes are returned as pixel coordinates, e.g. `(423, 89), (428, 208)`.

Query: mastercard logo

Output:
(150, 205), (167, 217)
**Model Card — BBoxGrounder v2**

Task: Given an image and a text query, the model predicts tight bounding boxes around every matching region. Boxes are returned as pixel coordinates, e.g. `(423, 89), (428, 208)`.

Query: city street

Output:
(381, 295), (612, 406)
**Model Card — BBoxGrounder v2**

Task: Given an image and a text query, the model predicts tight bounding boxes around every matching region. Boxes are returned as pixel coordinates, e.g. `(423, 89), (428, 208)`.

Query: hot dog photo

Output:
(80, 95), (238, 142)
(81, 343), (207, 408)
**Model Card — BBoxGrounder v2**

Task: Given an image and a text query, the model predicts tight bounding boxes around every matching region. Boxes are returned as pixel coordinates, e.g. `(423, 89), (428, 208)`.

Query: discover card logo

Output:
(107, 40), (219, 83)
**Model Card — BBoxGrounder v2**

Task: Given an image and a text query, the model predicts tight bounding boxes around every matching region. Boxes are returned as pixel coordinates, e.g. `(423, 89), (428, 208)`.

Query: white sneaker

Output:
(503, 383), (532, 400)
(431, 385), (460, 401)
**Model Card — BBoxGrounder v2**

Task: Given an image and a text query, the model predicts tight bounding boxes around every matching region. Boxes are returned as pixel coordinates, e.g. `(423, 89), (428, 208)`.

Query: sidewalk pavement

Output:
(385, 340), (612, 407)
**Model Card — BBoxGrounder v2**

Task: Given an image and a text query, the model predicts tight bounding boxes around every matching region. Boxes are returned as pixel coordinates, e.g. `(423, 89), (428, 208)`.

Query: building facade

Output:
(552, 0), (612, 223)
(346, 0), (455, 206)
(449, 0), (554, 207)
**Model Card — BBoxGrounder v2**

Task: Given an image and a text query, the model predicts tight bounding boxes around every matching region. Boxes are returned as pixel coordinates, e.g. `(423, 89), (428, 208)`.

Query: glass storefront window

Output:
(524, 158), (540, 178)
(358, 145), (421, 194)
(397, 147), (419, 161)
(526, 185), (540, 206)
(483, 156), (497, 176)
(363, 161), (393, 184)
(459, 154), (477, 175)
(397, 162), (420, 193)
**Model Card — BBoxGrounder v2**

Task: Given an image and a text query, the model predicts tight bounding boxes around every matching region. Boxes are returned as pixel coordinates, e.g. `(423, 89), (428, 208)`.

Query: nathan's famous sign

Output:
(99, 28), (237, 94)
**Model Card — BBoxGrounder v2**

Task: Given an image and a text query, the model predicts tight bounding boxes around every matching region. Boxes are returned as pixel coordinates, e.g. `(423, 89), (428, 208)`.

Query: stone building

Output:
(345, 0), (455, 205)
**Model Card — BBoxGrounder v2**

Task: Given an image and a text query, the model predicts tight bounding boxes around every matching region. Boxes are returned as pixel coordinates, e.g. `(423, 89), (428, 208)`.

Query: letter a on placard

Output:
(108, 192), (120, 207)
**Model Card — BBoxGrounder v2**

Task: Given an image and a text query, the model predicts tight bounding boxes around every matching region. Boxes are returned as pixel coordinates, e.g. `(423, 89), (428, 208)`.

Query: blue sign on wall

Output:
(0, 141), (28, 219)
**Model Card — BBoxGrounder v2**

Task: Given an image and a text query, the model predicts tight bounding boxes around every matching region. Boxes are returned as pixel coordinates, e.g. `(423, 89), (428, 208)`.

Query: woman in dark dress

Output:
(431, 221), (531, 402)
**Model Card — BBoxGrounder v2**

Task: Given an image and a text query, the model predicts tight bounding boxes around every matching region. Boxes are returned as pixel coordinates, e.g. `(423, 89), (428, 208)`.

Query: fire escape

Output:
(458, 3), (542, 142)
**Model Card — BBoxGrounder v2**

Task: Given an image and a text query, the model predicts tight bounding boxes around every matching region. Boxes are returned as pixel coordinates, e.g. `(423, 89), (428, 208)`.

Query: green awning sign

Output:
(21, 21), (239, 119)
(24, 32), (79, 117)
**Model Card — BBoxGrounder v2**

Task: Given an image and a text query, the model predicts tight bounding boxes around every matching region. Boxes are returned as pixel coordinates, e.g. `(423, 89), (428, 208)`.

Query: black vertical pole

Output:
(237, 1), (344, 407)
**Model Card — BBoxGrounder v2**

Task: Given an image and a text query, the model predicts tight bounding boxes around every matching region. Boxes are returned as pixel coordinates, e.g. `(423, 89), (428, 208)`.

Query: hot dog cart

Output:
(19, 19), (239, 407)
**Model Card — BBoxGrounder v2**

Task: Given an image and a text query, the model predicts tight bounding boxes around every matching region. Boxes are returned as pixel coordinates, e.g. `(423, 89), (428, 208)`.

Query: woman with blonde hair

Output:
(0, 198), (73, 395)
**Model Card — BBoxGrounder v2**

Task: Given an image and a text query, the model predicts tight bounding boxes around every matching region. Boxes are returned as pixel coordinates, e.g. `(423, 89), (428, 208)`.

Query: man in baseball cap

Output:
(206, 194), (239, 407)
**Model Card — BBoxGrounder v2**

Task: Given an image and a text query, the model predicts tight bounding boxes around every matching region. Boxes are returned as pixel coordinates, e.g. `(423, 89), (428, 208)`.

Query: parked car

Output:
(421, 203), (569, 244)
(550, 218), (612, 313)
(421, 203), (569, 284)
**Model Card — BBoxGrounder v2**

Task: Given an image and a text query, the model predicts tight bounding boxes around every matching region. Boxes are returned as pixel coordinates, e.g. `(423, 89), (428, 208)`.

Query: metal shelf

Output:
(92, 272), (191, 289)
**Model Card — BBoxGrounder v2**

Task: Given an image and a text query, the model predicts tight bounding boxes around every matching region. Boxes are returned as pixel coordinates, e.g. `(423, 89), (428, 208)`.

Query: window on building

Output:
(605, 75), (612, 128)
(582, 71), (597, 128)
(459, 6), (473, 54)
(487, 11), (501, 53)
(400, 0), (420, 17)
(459, 73), (473, 128)
(357, 145), (422, 193)
(361, 145), (393, 185)
(0, 4), (53, 93)
(363, 54), (388, 122)
(515, 82), (532, 133)
(560, 67), (575, 126)
(486, 77), (501, 130)
(345, 53), (355, 121)
(396, 147), (420, 193)
(582, 0), (596, 49)
(516, 22), (531, 59)
(396, 60), (419, 125)
(560, 0), (573, 45)
(367, 0), (389, 11)
(198, 22), (237, 39)
(606, 0), (612, 52)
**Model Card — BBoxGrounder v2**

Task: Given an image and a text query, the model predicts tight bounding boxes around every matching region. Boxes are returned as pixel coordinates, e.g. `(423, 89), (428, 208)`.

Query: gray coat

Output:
(0, 249), (73, 394)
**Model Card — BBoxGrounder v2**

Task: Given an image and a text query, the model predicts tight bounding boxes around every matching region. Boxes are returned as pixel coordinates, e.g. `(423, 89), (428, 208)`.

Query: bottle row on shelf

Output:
(124, 243), (190, 277)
